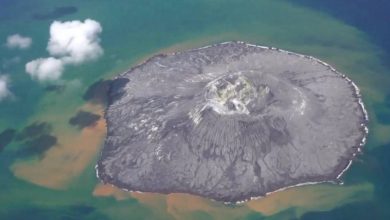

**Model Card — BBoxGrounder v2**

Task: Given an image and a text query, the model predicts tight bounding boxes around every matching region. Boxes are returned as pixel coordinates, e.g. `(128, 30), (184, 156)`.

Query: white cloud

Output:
(25, 19), (103, 82)
(6, 34), (32, 49)
(47, 19), (103, 64)
(0, 75), (11, 101)
(25, 57), (64, 81)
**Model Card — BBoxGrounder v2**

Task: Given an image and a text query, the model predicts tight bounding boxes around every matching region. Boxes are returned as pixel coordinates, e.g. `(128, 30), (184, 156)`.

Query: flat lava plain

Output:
(96, 41), (368, 203)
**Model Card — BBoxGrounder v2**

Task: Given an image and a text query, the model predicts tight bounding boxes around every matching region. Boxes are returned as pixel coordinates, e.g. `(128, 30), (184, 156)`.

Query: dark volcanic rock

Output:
(97, 41), (368, 202)
(69, 111), (101, 129)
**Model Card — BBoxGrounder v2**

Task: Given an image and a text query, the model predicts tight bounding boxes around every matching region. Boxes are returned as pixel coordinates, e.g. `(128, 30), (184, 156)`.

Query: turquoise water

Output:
(1, 0), (390, 219)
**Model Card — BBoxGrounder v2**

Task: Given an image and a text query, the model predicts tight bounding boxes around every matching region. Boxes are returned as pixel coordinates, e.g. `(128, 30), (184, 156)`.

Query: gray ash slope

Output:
(97, 41), (368, 202)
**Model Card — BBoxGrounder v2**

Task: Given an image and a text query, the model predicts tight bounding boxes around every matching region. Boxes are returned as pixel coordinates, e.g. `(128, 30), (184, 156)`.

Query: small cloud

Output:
(25, 19), (103, 82)
(25, 57), (64, 81)
(6, 34), (32, 49)
(47, 19), (103, 64)
(0, 75), (12, 101)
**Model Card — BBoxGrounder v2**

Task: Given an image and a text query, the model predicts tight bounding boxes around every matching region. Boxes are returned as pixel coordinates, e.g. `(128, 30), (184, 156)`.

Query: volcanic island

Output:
(96, 41), (368, 203)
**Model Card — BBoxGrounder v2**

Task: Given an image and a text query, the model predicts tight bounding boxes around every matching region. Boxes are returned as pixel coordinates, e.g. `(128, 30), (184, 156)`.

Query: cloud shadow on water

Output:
(15, 122), (52, 141)
(44, 84), (66, 93)
(12, 121), (58, 159)
(0, 128), (16, 152)
(69, 110), (101, 129)
(83, 78), (129, 106)
(83, 79), (112, 106)
(17, 134), (58, 159)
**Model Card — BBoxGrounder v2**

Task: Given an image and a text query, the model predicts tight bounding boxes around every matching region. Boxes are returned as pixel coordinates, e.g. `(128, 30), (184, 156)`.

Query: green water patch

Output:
(374, 107), (390, 125)
(373, 94), (390, 125)
(32, 6), (78, 20)
(300, 201), (390, 220)
(245, 212), (266, 220)
(0, 205), (109, 220)
(182, 211), (214, 220)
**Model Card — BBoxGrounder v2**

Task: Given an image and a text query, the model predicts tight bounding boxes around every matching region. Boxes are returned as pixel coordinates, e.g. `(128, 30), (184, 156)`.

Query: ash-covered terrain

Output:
(96, 41), (368, 202)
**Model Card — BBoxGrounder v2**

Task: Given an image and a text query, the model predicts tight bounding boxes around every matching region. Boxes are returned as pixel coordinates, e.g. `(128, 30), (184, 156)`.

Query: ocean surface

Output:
(0, 0), (389, 219)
